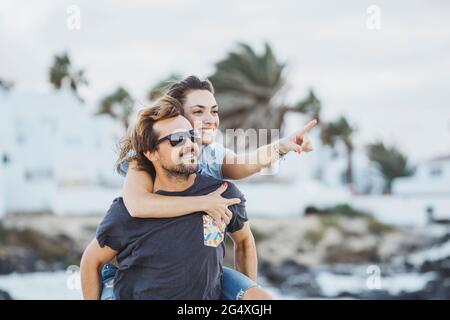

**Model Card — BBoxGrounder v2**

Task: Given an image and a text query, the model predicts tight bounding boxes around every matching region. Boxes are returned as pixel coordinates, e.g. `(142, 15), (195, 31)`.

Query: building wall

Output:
(393, 159), (450, 195)
(0, 89), (123, 214)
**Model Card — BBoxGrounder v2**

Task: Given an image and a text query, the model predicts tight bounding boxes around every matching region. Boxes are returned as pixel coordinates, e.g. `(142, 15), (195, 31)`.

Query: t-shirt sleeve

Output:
(117, 150), (137, 177)
(223, 182), (248, 234)
(117, 160), (129, 177)
(198, 143), (233, 180)
(96, 198), (125, 252)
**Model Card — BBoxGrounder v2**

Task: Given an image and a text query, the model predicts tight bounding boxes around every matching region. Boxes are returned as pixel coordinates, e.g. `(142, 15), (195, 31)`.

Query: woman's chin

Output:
(201, 134), (215, 145)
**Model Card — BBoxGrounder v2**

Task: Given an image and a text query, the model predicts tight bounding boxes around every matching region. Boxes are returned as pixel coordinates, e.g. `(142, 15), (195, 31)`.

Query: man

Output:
(80, 96), (270, 300)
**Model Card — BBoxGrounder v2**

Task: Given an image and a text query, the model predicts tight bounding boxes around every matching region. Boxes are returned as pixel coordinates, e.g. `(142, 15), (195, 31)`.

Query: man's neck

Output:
(154, 172), (197, 193)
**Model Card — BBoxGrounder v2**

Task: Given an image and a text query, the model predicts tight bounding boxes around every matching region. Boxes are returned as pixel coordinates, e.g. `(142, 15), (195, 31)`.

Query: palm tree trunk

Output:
(346, 144), (354, 191)
(385, 179), (392, 194)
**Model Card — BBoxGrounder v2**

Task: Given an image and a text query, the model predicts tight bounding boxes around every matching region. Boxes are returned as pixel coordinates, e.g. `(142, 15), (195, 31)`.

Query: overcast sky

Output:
(1, 0), (449, 162)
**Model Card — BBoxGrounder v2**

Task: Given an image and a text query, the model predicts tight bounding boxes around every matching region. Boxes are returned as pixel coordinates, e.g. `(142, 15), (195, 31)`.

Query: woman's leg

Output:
(222, 267), (272, 300)
(100, 263), (118, 300)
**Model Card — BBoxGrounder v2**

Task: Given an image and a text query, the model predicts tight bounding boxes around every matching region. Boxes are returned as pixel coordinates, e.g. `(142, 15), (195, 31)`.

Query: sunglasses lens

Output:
(169, 135), (185, 147)
(191, 130), (201, 142)
(167, 130), (200, 147)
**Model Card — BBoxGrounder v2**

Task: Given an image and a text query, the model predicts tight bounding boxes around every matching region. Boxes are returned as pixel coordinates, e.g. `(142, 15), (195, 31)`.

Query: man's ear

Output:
(144, 150), (158, 162)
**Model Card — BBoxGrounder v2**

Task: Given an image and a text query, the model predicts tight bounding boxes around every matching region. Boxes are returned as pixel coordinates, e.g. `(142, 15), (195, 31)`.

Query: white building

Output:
(393, 155), (450, 195)
(0, 88), (124, 216)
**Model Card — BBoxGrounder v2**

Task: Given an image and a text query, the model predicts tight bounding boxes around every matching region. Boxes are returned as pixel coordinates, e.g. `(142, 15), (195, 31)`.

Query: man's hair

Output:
(166, 75), (214, 106)
(116, 95), (182, 177)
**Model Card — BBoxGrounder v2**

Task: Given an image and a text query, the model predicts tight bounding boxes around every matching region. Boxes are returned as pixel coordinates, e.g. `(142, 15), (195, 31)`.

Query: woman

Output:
(102, 75), (316, 300)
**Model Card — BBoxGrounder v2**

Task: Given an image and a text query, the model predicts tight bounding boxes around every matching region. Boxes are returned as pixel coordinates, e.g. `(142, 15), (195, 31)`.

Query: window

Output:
(2, 153), (10, 165)
(429, 166), (442, 177)
(24, 168), (53, 181)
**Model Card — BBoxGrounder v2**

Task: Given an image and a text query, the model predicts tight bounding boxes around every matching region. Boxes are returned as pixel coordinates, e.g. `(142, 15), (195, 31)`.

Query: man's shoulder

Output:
(103, 197), (130, 221)
(196, 174), (245, 201)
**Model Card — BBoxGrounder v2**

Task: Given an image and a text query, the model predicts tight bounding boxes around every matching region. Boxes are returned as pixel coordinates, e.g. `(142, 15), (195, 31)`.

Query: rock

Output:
(325, 244), (379, 264)
(377, 232), (405, 260)
(0, 289), (12, 300)
(320, 227), (343, 248)
(259, 259), (322, 297)
(358, 289), (396, 299)
(260, 259), (308, 285)
(338, 217), (368, 236)
(335, 291), (360, 299)
(0, 223), (82, 275)
(420, 257), (450, 277)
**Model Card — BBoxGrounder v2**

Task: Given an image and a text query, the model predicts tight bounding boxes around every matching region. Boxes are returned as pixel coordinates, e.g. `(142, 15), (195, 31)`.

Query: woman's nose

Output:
(203, 113), (215, 123)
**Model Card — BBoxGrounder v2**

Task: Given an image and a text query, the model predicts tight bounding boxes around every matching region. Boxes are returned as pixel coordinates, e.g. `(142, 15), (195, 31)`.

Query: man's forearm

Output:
(234, 237), (258, 282)
(80, 263), (102, 300)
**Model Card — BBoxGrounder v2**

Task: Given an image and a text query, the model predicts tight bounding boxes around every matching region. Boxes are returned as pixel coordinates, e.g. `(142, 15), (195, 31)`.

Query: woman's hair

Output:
(166, 75), (215, 106)
(116, 95), (182, 177)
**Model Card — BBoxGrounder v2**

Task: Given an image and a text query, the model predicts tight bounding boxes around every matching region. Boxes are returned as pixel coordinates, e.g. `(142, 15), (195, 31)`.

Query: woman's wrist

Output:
(197, 195), (209, 212)
(273, 140), (289, 159)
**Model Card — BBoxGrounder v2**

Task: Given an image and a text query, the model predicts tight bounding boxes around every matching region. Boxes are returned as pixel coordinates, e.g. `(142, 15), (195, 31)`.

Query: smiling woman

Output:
(182, 92), (220, 145)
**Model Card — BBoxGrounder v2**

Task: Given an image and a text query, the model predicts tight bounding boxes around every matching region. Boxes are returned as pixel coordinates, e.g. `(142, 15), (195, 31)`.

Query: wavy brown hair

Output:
(166, 75), (214, 105)
(116, 95), (182, 177)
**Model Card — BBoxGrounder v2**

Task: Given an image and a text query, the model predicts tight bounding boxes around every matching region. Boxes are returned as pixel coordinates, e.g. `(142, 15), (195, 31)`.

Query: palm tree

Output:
(320, 116), (355, 187)
(208, 42), (321, 140)
(49, 52), (88, 102)
(97, 87), (134, 129)
(294, 89), (322, 123)
(367, 142), (414, 194)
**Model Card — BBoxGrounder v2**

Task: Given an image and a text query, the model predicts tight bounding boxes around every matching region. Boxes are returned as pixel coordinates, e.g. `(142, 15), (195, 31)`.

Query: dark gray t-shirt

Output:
(96, 174), (248, 300)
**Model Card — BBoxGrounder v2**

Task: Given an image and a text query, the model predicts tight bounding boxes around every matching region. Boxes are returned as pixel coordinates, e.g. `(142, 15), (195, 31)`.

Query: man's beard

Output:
(161, 163), (198, 180)
(161, 145), (199, 180)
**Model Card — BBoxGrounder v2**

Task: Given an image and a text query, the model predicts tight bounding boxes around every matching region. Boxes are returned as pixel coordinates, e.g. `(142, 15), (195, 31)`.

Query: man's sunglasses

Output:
(155, 129), (201, 147)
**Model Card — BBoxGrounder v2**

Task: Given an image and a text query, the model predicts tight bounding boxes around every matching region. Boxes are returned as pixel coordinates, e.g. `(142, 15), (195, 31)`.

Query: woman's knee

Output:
(242, 286), (273, 300)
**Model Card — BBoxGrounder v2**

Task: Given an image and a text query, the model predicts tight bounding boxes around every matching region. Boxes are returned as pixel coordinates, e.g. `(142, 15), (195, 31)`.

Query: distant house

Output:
(392, 155), (450, 195)
(0, 89), (124, 216)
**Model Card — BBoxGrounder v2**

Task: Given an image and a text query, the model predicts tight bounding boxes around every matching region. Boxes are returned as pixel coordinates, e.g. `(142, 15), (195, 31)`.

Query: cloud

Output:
(1, 0), (449, 160)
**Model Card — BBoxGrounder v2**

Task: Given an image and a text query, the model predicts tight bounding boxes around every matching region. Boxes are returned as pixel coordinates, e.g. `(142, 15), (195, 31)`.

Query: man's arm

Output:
(80, 239), (118, 300)
(228, 222), (257, 282)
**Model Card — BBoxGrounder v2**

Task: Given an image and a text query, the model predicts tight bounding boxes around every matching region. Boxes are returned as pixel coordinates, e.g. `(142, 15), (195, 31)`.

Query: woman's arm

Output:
(222, 119), (317, 180)
(123, 161), (240, 224)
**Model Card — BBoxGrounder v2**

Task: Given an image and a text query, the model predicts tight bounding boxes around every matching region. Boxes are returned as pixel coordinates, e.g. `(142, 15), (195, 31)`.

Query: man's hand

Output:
(279, 119), (317, 155)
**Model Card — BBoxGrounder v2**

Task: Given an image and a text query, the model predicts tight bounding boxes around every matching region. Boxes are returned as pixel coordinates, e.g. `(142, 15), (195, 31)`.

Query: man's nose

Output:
(186, 137), (200, 153)
(183, 136), (196, 149)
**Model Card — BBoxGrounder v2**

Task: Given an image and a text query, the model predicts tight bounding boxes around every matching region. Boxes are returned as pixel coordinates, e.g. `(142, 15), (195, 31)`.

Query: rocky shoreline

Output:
(0, 288), (12, 300)
(250, 216), (450, 299)
(0, 222), (82, 275)
(1, 212), (449, 300)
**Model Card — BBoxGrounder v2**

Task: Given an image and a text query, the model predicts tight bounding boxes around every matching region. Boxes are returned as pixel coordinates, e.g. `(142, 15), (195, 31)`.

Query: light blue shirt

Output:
(119, 143), (230, 180)
(198, 142), (231, 180)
